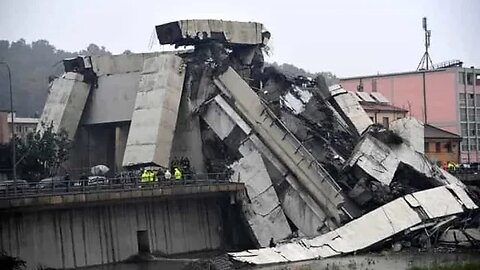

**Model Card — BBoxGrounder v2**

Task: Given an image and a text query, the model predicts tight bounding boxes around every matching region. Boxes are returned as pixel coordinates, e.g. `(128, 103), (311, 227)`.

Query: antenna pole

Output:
(417, 17), (433, 71)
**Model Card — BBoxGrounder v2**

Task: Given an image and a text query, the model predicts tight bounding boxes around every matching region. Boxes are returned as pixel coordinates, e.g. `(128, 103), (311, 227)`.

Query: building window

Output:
(470, 142), (477, 151)
(435, 142), (441, 153)
(459, 93), (466, 107)
(357, 81), (364, 92)
(372, 79), (377, 92)
(468, 94), (475, 107)
(446, 142), (452, 153)
(461, 140), (468, 151)
(461, 123), (468, 136)
(477, 74), (480, 86)
(425, 142), (430, 152)
(467, 73), (474, 85)
(460, 110), (467, 121)
(459, 72), (465, 84)
(470, 125), (476, 136)
(471, 141), (477, 151)
(469, 108), (476, 121)
(382, 117), (389, 128)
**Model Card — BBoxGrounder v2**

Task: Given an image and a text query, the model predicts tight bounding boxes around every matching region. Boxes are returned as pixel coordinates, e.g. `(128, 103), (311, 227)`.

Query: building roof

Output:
(339, 67), (473, 81)
(424, 124), (461, 140)
(360, 101), (408, 113)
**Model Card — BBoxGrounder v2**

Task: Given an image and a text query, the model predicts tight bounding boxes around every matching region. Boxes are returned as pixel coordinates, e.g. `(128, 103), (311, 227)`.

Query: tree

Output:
(14, 123), (72, 181)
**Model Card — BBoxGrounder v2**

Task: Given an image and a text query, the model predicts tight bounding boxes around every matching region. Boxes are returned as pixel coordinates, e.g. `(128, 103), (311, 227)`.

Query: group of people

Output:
(139, 167), (183, 183)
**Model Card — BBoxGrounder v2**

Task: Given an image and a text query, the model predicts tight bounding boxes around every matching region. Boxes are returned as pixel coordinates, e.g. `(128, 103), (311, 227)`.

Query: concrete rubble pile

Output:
(38, 19), (480, 265)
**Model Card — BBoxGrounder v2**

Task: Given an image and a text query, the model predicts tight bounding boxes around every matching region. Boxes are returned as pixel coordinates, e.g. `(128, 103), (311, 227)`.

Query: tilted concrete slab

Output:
(122, 54), (186, 167)
(231, 150), (292, 246)
(214, 67), (350, 225)
(346, 135), (400, 185)
(203, 95), (333, 236)
(391, 117), (424, 154)
(322, 85), (372, 136)
(82, 72), (140, 124)
(203, 96), (291, 246)
(229, 185), (478, 265)
(347, 133), (465, 188)
(37, 72), (91, 139)
(156, 20), (264, 45)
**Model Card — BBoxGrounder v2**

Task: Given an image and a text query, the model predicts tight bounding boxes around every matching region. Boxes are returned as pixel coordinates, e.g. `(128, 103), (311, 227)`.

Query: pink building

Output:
(340, 67), (480, 163)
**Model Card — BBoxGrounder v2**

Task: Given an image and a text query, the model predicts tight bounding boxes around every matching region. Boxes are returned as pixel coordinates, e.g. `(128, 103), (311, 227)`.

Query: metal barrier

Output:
(0, 173), (230, 199)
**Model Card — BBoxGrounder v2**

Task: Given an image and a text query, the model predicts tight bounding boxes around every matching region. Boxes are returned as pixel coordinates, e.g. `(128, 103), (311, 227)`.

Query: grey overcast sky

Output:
(0, 0), (479, 77)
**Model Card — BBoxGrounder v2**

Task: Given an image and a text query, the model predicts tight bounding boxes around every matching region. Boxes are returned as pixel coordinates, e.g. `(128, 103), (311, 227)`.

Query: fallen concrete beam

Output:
(122, 54), (186, 167)
(229, 185), (478, 265)
(37, 72), (91, 139)
(203, 95), (332, 237)
(214, 67), (351, 224)
(156, 20), (264, 46)
(203, 96), (292, 246)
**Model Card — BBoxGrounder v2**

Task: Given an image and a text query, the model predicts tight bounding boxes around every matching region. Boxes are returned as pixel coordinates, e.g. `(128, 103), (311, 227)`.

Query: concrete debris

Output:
(229, 185), (478, 265)
(439, 228), (480, 247)
(156, 20), (266, 46)
(391, 117), (424, 154)
(38, 19), (480, 262)
(214, 67), (353, 225)
(320, 84), (373, 136)
(229, 150), (292, 247)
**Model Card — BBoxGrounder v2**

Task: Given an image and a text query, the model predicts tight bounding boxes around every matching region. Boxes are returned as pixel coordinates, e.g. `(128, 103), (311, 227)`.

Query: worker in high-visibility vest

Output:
(141, 169), (150, 183)
(447, 161), (457, 173)
(148, 169), (156, 182)
(174, 167), (182, 181)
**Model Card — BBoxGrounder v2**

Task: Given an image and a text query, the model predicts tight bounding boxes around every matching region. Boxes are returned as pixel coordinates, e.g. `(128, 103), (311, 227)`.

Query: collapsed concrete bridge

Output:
(9, 19), (478, 268)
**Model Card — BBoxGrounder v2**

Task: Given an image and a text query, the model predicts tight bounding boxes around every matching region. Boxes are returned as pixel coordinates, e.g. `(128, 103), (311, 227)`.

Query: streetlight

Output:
(0, 61), (16, 180)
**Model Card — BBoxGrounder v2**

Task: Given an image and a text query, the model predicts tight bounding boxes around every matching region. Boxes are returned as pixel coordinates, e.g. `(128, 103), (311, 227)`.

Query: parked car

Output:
(38, 177), (66, 190)
(0, 180), (29, 194)
(87, 176), (109, 186)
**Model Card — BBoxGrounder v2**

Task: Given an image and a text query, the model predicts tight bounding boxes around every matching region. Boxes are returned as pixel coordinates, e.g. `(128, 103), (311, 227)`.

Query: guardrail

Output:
(0, 173), (231, 199)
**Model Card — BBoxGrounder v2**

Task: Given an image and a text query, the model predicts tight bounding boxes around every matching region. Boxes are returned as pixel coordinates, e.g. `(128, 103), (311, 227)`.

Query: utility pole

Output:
(0, 61), (16, 180)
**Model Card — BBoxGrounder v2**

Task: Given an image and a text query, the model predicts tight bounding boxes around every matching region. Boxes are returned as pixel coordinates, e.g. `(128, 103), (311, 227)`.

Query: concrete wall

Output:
(0, 197), (223, 269)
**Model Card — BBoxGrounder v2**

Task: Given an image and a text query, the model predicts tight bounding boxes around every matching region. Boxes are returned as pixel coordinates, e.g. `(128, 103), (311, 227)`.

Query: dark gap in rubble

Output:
(368, 124), (404, 145)
(391, 163), (441, 193)
(199, 119), (239, 174)
(218, 196), (256, 251)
